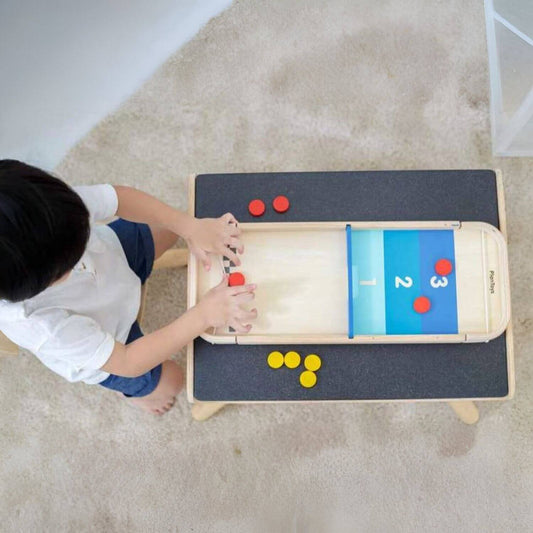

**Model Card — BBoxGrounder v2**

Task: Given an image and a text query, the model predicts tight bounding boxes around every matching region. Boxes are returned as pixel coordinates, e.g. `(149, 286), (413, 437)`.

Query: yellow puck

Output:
(304, 354), (321, 371)
(300, 370), (317, 388)
(284, 351), (301, 369)
(267, 351), (284, 369)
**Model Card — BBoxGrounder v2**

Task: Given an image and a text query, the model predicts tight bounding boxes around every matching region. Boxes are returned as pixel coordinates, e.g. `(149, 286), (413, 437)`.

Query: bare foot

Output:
(129, 360), (184, 415)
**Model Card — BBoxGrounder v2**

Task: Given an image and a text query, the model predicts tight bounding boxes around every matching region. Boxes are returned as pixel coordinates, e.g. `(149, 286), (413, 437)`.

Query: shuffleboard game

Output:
(190, 220), (510, 345)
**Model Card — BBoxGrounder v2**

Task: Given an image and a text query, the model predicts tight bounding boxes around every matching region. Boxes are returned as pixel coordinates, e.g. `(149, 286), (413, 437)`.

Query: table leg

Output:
(191, 401), (227, 421)
(448, 401), (479, 424)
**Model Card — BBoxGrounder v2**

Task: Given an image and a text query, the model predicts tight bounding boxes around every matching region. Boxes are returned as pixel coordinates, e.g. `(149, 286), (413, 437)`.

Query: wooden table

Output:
(186, 170), (514, 423)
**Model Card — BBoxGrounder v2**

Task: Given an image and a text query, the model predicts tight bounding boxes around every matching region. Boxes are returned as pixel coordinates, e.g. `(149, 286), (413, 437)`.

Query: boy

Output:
(0, 160), (257, 414)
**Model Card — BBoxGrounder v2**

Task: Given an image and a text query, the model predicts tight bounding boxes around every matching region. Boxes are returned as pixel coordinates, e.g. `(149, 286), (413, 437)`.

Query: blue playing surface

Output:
(347, 226), (458, 336)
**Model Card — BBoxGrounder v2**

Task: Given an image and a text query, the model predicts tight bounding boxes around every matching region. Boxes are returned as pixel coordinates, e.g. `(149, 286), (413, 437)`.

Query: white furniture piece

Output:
(485, 0), (533, 155)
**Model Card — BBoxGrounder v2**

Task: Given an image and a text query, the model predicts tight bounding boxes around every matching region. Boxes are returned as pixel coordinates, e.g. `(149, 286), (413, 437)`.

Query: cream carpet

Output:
(2, 1), (533, 531)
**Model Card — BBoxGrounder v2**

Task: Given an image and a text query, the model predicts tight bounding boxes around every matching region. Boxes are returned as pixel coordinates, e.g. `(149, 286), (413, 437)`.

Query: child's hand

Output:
(196, 276), (257, 334)
(185, 213), (243, 271)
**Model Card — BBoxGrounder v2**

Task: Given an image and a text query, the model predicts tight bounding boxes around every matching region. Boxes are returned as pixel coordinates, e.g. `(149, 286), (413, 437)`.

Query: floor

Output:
(1, 1), (533, 531)
(0, 0), (231, 169)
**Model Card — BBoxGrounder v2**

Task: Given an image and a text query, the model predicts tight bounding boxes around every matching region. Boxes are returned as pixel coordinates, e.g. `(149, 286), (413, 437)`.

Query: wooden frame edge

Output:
(495, 169), (515, 400)
(189, 395), (510, 405)
(186, 174), (198, 403)
(494, 169), (516, 400)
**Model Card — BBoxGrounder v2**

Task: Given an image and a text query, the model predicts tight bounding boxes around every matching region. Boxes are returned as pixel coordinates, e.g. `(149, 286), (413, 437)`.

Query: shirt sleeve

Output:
(73, 184), (118, 223)
(34, 311), (116, 371)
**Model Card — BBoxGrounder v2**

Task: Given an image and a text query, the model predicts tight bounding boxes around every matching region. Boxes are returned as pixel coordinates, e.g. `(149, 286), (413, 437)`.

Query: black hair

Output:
(0, 160), (90, 302)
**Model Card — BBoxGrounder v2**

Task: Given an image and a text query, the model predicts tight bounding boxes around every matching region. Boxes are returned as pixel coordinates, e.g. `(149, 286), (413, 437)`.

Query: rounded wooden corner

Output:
(461, 221), (511, 341)
(474, 316), (511, 343)
(200, 331), (236, 344)
(503, 386), (515, 401)
(462, 220), (504, 238)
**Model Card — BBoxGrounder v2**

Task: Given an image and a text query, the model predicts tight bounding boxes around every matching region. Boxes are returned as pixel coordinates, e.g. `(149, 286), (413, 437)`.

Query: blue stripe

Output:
(418, 230), (458, 334)
(346, 225), (354, 338)
(350, 230), (386, 334)
(384, 231), (422, 334)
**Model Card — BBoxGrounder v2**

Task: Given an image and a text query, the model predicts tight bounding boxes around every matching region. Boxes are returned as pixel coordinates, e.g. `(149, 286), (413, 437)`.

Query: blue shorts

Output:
(98, 219), (162, 398)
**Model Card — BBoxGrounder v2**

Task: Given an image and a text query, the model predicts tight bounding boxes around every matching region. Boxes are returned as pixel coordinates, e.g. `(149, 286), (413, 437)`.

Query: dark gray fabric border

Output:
(193, 170), (508, 401)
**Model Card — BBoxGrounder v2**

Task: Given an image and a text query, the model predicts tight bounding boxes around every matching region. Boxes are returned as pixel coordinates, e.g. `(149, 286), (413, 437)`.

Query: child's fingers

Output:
(229, 283), (256, 296)
(202, 254), (212, 271)
(234, 292), (255, 304)
(229, 320), (252, 334)
(224, 237), (244, 254)
(237, 308), (258, 322)
(226, 224), (241, 237)
(195, 248), (211, 271)
(221, 246), (241, 266)
(223, 214), (242, 238)
(223, 212), (239, 226)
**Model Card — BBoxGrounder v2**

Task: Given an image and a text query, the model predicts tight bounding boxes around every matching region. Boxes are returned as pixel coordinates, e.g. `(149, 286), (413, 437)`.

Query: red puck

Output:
(413, 296), (431, 314)
(228, 272), (245, 286)
(272, 195), (290, 213)
(248, 199), (265, 217)
(435, 258), (453, 276)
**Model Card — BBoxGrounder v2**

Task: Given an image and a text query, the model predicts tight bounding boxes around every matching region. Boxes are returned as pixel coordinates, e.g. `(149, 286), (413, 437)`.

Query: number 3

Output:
(395, 276), (413, 288)
(430, 276), (448, 288)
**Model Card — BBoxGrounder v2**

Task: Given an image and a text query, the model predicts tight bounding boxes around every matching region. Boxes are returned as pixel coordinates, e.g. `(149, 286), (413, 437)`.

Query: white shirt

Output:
(0, 184), (141, 384)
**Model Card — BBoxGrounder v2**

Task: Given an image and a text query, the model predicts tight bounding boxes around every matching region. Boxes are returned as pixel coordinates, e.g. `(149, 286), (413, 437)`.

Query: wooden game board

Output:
(188, 220), (510, 345)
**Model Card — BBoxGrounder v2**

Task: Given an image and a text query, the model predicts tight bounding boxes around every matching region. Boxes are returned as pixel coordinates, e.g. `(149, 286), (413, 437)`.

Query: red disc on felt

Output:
(272, 195), (290, 213)
(248, 199), (265, 217)
(228, 272), (245, 286)
(413, 296), (431, 314)
(435, 258), (453, 276)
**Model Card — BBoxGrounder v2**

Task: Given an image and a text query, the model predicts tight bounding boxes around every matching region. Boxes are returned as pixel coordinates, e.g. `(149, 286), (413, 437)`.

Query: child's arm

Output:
(114, 185), (242, 269)
(101, 278), (257, 377)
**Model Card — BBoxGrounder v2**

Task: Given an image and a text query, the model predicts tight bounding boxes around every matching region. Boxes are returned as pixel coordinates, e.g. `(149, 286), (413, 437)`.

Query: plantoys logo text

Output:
(489, 270), (496, 294)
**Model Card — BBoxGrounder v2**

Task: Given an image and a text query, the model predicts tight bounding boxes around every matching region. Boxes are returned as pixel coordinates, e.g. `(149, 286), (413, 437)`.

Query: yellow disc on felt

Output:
(267, 351), (284, 369)
(300, 370), (317, 388)
(284, 351), (301, 369)
(304, 354), (321, 371)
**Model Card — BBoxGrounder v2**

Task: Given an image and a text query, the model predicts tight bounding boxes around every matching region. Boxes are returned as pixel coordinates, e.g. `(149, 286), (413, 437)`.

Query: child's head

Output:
(0, 160), (90, 302)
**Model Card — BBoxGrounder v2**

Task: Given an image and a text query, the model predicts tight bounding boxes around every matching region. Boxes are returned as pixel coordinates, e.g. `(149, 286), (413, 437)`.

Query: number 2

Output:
(395, 276), (413, 288)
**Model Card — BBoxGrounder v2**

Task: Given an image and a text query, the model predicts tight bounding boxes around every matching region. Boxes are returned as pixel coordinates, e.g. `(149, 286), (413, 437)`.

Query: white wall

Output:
(0, 0), (232, 169)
